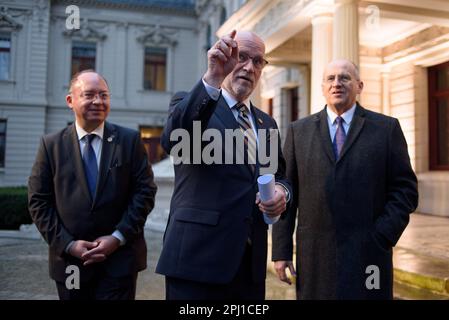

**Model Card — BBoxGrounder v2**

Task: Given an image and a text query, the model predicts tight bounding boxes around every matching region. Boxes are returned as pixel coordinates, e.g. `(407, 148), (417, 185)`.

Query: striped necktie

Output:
(235, 102), (257, 172)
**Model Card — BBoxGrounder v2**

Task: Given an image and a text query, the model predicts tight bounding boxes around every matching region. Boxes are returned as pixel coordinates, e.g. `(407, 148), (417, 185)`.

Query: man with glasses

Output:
(28, 70), (157, 299)
(156, 30), (291, 299)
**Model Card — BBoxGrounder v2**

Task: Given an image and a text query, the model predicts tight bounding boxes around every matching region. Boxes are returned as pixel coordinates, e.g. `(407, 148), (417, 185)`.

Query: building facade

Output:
(0, 0), (201, 186)
(1, 0), (449, 218)
(205, 0), (449, 217)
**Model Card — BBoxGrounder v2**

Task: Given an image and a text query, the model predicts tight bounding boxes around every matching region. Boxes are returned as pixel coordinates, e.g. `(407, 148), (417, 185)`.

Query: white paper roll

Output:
(257, 174), (280, 224)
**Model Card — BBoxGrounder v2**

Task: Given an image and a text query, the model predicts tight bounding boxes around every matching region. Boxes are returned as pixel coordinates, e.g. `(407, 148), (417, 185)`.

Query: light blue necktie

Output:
(83, 134), (98, 197)
(332, 116), (346, 159)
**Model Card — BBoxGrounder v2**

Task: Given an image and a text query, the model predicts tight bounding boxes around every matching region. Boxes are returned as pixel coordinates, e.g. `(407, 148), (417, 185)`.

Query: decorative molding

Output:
(359, 45), (382, 57)
(63, 18), (107, 41)
(0, 6), (23, 32)
(53, 0), (196, 16)
(137, 25), (178, 47)
(33, 0), (49, 32)
(383, 26), (449, 62)
(253, 0), (312, 37)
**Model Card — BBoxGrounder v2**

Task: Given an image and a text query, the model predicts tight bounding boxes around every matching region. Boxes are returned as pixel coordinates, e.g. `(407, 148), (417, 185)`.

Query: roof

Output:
(54, 0), (196, 15)
(96, 0), (195, 10)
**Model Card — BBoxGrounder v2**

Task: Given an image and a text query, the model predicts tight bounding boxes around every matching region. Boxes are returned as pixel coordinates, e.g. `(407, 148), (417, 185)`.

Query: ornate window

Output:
(137, 25), (177, 92)
(71, 41), (96, 77)
(0, 33), (10, 80)
(143, 47), (167, 91)
(0, 7), (23, 81)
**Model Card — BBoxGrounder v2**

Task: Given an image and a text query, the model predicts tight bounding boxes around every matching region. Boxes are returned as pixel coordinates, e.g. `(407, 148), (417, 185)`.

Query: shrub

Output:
(0, 187), (31, 230)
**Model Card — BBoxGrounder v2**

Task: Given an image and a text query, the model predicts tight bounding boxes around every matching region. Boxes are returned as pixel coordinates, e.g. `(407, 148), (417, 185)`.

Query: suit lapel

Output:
(316, 108), (336, 163)
(337, 104), (366, 163)
(214, 97), (240, 130)
(251, 103), (269, 178)
(95, 122), (117, 204)
(63, 124), (93, 203)
(213, 97), (255, 178)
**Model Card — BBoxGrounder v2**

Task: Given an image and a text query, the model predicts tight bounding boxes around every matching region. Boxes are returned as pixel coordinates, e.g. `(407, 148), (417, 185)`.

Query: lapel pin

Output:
(258, 118), (263, 125)
(107, 135), (114, 142)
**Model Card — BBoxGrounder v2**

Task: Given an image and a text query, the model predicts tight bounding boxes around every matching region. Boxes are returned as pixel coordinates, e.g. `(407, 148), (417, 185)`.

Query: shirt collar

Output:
(75, 121), (105, 141)
(222, 88), (251, 112)
(326, 103), (356, 125)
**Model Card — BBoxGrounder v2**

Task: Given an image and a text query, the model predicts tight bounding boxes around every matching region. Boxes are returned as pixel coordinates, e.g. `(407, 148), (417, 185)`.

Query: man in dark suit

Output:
(156, 30), (292, 300)
(28, 70), (157, 300)
(271, 59), (418, 299)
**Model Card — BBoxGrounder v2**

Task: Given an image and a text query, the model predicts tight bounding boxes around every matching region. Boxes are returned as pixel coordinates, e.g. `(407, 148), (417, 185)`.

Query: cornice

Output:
(53, 0), (196, 17)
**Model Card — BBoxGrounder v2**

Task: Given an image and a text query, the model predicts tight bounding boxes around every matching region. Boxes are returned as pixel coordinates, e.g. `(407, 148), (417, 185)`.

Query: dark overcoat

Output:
(272, 104), (418, 299)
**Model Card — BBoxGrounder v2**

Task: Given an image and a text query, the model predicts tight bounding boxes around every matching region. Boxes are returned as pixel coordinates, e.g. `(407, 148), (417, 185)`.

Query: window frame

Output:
(428, 61), (449, 170)
(0, 119), (7, 168)
(0, 32), (12, 81)
(70, 40), (97, 78)
(143, 47), (167, 92)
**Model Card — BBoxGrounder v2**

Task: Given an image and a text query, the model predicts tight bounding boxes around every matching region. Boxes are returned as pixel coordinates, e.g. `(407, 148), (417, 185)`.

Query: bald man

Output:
(156, 31), (292, 300)
(28, 70), (157, 300)
(272, 59), (418, 299)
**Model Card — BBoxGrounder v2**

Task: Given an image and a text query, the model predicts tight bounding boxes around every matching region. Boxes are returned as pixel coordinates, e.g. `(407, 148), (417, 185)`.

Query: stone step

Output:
(393, 281), (449, 300)
(393, 246), (449, 299)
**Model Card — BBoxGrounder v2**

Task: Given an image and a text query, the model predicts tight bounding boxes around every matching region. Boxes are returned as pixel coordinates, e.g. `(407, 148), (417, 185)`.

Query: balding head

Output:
(69, 69), (109, 94)
(321, 59), (364, 114)
(222, 30), (266, 101)
(234, 31), (265, 55)
(66, 70), (110, 132)
(323, 59), (360, 82)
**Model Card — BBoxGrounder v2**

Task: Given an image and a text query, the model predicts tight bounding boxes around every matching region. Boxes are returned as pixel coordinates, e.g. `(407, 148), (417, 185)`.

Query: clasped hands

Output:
(68, 235), (120, 266)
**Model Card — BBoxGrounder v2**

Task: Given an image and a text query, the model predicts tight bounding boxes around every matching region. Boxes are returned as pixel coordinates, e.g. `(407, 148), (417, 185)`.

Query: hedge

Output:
(0, 187), (32, 230)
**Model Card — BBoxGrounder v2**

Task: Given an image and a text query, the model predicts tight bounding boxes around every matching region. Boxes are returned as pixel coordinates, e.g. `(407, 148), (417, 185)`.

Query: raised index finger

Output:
(222, 30), (237, 49)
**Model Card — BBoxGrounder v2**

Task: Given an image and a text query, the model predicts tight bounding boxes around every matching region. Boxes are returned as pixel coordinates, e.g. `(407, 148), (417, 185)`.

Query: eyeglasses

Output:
(323, 74), (355, 85)
(238, 52), (268, 69)
(79, 91), (110, 100)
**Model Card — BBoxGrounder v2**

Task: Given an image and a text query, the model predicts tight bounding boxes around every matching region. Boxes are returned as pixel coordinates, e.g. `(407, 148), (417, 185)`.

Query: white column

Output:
(333, 0), (359, 65)
(272, 88), (283, 130)
(298, 65), (310, 119)
(310, 12), (333, 114)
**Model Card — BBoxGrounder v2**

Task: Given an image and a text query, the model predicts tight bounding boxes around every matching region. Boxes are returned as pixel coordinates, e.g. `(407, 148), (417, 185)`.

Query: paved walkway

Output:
(392, 213), (449, 299)
(0, 213), (448, 300)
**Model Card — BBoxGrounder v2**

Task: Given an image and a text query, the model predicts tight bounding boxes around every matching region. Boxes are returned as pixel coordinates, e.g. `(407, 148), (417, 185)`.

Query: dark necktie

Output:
(332, 116), (346, 159)
(235, 102), (257, 172)
(83, 134), (98, 197)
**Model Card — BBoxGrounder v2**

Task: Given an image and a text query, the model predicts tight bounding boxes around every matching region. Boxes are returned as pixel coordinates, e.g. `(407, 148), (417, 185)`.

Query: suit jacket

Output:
(156, 80), (291, 284)
(28, 122), (157, 282)
(272, 104), (418, 299)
